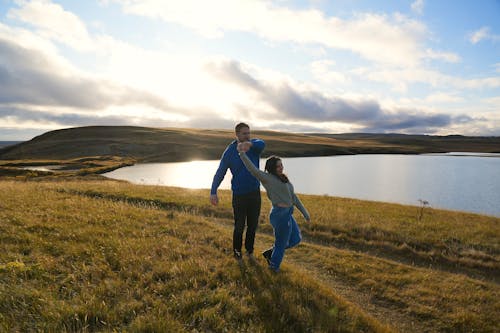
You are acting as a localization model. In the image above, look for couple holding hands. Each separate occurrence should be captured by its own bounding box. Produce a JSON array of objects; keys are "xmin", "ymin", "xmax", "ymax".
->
[{"xmin": 210, "ymin": 123, "xmax": 310, "ymax": 272}]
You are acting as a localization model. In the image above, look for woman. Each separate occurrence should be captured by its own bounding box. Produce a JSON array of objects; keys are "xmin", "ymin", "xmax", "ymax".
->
[{"xmin": 237, "ymin": 141, "xmax": 310, "ymax": 272}]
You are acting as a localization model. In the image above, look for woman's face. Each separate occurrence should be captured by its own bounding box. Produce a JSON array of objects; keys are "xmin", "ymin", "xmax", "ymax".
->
[{"xmin": 275, "ymin": 160, "xmax": 284, "ymax": 175}]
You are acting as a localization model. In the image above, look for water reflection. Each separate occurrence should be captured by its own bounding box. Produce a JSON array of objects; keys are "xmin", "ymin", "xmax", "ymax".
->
[
  {"xmin": 103, "ymin": 154, "xmax": 500, "ymax": 216},
  {"xmin": 106, "ymin": 161, "xmax": 232, "ymax": 189}
]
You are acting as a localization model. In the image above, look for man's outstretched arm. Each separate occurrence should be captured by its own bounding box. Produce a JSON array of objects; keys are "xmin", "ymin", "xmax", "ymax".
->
[
  {"xmin": 210, "ymin": 154, "xmax": 229, "ymax": 205},
  {"xmin": 250, "ymin": 139, "xmax": 265, "ymax": 155}
]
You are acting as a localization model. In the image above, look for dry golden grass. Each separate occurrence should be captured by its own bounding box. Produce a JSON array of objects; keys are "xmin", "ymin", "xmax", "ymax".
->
[
  {"xmin": 1, "ymin": 179, "xmax": 498, "ymax": 332},
  {"xmin": 301, "ymin": 194, "xmax": 500, "ymax": 273},
  {"xmin": 0, "ymin": 180, "xmax": 391, "ymax": 332},
  {"xmin": 51, "ymin": 181, "xmax": 500, "ymax": 276}
]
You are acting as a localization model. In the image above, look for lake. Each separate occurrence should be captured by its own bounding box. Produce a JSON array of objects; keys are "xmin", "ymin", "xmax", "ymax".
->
[{"xmin": 103, "ymin": 154, "xmax": 500, "ymax": 217}]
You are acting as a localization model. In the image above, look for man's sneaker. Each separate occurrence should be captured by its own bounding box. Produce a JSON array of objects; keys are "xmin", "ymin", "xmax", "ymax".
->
[
  {"xmin": 233, "ymin": 249, "xmax": 242, "ymax": 260},
  {"xmin": 262, "ymin": 248, "xmax": 272, "ymax": 265}
]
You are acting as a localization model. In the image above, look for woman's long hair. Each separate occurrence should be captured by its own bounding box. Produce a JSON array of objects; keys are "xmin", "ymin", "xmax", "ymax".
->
[{"xmin": 265, "ymin": 156, "xmax": 289, "ymax": 183}]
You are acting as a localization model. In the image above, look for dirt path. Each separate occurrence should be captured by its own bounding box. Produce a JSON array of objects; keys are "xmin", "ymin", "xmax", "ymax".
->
[
  {"xmin": 247, "ymin": 232, "xmax": 430, "ymax": 333},
  {"xmin": 285, "ymin": 255, "xmax": 433, "ymax": 333},
  {"xmin": 299, "ymin": 233, "xmax": 500, "ymax": 284},
  {"xmin": 206, "ymin": 218, "xmax": 430, "ymax": 332}
]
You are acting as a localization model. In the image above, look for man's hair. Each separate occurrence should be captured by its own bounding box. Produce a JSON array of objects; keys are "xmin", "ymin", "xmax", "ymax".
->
[{"xmin": 235, "ymin": 122, "xmax": 250, "ymax": 133}]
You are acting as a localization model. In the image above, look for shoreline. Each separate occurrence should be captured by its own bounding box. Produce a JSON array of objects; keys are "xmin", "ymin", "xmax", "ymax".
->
[
  {"xmin": 100, "ymin": 156, "xmax": 500, "ymax": 218},
  {"xmin": 2, "ymin": 152, "xmax": 499, "ymax": 217}
]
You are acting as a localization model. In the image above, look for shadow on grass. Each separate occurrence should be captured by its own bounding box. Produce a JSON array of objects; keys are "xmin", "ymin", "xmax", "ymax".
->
[
  {"xmin": 57, "ymin": 188, "xmax": 234, "ymax": 219},
  {"xmin": 237, "ymin": 258, "xmax": 339, "ymax": 332}
]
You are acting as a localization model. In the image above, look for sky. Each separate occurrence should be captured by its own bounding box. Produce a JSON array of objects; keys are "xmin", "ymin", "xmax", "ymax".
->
[{"xmin": 0, "ymin": 0, "xmax": 499, "ymax": 140}]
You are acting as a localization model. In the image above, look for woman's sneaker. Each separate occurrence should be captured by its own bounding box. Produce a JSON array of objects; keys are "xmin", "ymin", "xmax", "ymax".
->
[{"xmin": 262, "ymin": 248, "xmax": 272, "ymax": 265}]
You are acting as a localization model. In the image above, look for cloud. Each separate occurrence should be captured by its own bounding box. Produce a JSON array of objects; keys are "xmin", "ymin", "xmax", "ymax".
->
[
  {"xmin": 425, "ymin": 92, "xmax": 464, "ymax": 104},
  {"xmin": 310, "ymin": 60, "xmax": 350, "ymax": 84},
  {"xmin": 0, "ymin": 3, "xmax": 277, "ymax": 131},
  {"xmin": 424, "ymin": 49, "xmax": 460, "ymax": 63},
  {"xmin": 8, "ymin": 0, "xmax": 95, "ymax": 51},
  {"xmin": 0, "ymin": 104, "xmax": 264, "ymax": 139},
  {"xmin": 207, "ymin": 60, "xmax": 475, "ymax": 133},
  {"xmin": 0, "ymin": 106, "xmax": 133, "ymax": 127},
  {"xmin": 469, "ymin": 27, "xmax": 489, "ymax": 44},
  {"xmin": 482, "ymin": 96, "xmax": 500, "ymax": 107},
  {"xmin": 411, "ymin": 0, "xmax": 424, "ymax": 15},
  {"xmin": 6, "ymin": 1, "xmax": 263, "ymax": 116},
  {"xmin": 182, "ymin": 115, "xmax": 241, "ymax": 130},
  {"xmin": 0, "ymin": 35, "xmax": 179, "ymax": 112},
  {"xmin": 468, "ymin": 26, "xmax": 500, "ymax": 44},
  {"xmin": 358, "ymin": 67, "xmax": 500, "ymax": 91},
  {"xmin": 1, "ymin": 0, "xmax": 496, "ymax": 137},
  {"xmin": 0, "ymin": 127, "xmax": 47, "ymax": 141},
  {"xmin": 362, "ymin": 113, "xmax": 468, "ymax": 133},
  {"xmin": 483, "ymin": 96, "xmax": 500, "ymax": 104},
  {"xmin": 0, "ymin": 104, "xmax": 338, "ymax": 140},
  {"xmin": 108, "ymin": 0, "xmax": 457, "ymax": 67}
]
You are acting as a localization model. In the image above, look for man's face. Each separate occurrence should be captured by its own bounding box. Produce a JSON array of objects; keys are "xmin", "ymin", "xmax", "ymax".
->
[{"xmin": 236, "ymin": 127, "xmax": 251, "ymax": 142}]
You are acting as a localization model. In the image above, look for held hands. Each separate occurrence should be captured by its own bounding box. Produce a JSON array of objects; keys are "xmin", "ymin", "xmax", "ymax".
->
[{"xmin": 237, "ymin": 141, "xmax": 252, "ymax": 153}]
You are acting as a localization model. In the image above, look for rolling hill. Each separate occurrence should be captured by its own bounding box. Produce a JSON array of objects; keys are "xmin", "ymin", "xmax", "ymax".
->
[{"xmin": 1, "ymin": 126, "xmax": 499, "ymax": 163}]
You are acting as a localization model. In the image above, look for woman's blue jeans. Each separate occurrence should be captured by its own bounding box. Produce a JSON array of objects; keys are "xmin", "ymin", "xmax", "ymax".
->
[{"xmin": 269, "ymin": 206, "xmax": 302, "ymax": 271}]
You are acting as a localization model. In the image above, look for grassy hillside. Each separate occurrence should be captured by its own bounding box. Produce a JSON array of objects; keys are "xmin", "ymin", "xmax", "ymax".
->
[
  {"xmin": 1, "ymin": 126, "xmax": 499, "ymax": 164},
  {"xmin": 1, "ymin": 179, "xmax": 498, "ymax": 332},
  {"xmin": 311, "ymin": 133, "xmax": 500, "ymax": 154},
  {"xmin": 0, "ymin": 126, "xmax": 347, "ymax": 162}
]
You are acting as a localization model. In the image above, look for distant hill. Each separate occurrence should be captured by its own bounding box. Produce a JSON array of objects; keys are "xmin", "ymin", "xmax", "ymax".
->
[
  {"xmin": 0, "ymin": 126, "xmax": 499, "ymax": 162},
  {"xmin": 308, "ymin": 133, "xmax": 500, "ymax": 154}
]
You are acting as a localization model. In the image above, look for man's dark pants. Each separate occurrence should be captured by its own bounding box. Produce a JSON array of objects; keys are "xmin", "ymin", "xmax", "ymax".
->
[{"xmin": 232, "ymin": 190, "xmax": 261, "ymax": 254}]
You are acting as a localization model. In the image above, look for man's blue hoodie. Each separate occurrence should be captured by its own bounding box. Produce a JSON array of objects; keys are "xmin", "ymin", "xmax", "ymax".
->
[{"xmin": 211, "ymin": 138, "xmax": 265, "ymax": 196}]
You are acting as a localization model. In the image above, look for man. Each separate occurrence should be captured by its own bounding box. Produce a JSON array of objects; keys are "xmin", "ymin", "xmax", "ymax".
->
[{"xmin": 210, "ymin": 123, "xmax": 265, "ymax": 260}]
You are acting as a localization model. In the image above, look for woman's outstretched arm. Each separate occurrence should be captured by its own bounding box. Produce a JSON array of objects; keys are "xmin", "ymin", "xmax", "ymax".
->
[
  {"xmin": 293, "ymin": 193, "xmax": 310, "ymax": 222},
  {"xmin": 238, "ymin": 151, "xmax": 271, "ymax": 184}
]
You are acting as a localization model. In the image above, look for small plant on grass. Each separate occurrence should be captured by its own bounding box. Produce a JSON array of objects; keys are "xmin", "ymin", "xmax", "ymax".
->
[{"xmin": 417, "ymin": 199, "xmax": 430, "ymax": 222}]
